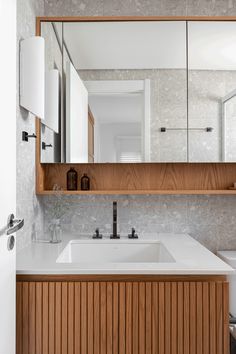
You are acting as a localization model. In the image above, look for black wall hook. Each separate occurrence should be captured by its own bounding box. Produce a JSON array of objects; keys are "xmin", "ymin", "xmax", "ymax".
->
[
  {"xmin": 22, "ymin": 131, "xmax": 37, "ymax": 142},
  {"xmin": 42, "ymin": 142, "xmax": 53, "ymax": 150}
]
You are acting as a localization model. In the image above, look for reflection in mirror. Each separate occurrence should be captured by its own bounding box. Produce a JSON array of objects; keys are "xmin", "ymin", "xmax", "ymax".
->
[
  {"xmin": 40, "ymin": 22, "xmax": 62, "ymax": 163},
  {"xmin": 188, "ymin": 22, "xmax": 236, "ymax": 162},
  {"xmin": 222, "ymin": 91, "xmax": 236, "ymax": 161},
  {"xmin": 41, "ymin": 21, "xmax": 187, "ymax": 163}
]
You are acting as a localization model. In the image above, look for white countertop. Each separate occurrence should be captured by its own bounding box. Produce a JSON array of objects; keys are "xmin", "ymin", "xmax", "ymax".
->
[{"xmin": 16, "ymin": 233, "xmax": 233, "ymax": 275}]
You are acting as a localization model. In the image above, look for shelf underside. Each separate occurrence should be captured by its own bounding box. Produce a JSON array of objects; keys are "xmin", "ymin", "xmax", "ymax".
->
[{"xmin": 38, "ymin": 189, "xmax": 236, "ymax": 195}]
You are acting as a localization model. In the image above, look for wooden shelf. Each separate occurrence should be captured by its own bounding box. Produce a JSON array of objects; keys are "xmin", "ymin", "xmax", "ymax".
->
[{"xmin": 36, "ymin": 158, "xmax": 236, "ymax": 195}]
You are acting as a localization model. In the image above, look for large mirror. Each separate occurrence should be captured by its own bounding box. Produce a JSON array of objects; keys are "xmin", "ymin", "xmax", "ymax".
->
[
  {"xmin": 40, "ymin": 21, "xmax": 187, "ymax": 163},
  {"xmin": 40, "ymin": 20, "xmax": 236, "ymax": 163}
]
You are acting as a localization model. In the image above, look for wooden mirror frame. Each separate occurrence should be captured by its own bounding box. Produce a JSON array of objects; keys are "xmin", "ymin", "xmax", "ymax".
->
[{"xmin": 36, "ymin": 16, "xmax": 236, "ymax": 195}]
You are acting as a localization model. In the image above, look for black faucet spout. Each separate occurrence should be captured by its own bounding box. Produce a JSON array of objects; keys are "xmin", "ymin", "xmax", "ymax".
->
[{"xmin": 110, "ymin": 201, "xmax": 120, "ymax": 239}]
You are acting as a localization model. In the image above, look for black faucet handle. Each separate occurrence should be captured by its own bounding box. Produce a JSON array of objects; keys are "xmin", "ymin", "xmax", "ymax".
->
[
  {"xmin": 128, "ymin": 227, "xmax": 138, "ymax": 239},
  {"xmin": 93, "ymin": 228, "xmax": 103, "ymax": 239}
]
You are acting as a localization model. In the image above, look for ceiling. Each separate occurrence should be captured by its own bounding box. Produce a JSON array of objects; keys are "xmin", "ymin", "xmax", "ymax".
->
[
  {"xmin": 63, "ymin": 21, "xmax": 236, "ymax": 71},
  {"xmin": 63, "ymin": 21, "xmax": 186, "ymax": 70}
]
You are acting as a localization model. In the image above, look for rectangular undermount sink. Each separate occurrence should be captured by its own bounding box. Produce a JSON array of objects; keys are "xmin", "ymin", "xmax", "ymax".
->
[{"xmin": 56, "ymin": 239, "xmax": 175, "ymax": 264}]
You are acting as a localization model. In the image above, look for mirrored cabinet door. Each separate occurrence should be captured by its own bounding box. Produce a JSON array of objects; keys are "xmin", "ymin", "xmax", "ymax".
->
[
  {"xmin": 188, "ymin": 21, "xmax": 236, "ymax": 162},
  {"xmin": 40, "ymin": 22, "xmax": 63, "ymax": 163},
  {"xmin": 40, "ymin": 20, "xmax": 188, "ymax": 163}
]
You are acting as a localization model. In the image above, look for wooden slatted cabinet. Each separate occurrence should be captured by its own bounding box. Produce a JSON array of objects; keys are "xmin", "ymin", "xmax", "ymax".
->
[{"xmin": 16, "ymin": 275, "xmax": 229, "ymax": 354}]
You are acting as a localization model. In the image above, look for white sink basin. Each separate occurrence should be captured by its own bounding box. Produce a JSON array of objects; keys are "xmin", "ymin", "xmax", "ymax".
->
[{"xmin": 56, "ymin": 239, "xmax": 175, "ymax": 264}]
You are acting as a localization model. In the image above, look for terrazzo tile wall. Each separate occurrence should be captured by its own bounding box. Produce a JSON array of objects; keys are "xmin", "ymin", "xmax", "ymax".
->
[
  {"xmin": 44, "ymin": 0, "xmax": 236, "ymax": 17},
  {"xmin": 41, "ymin": 194, "xmax": 236, "ymax": 253},
  {"xmin": 16, "ymin": 0, "xmax": 45, "ymax": 251},
  {"xmin": 16, "ymin": 0, "xmax": 236, "ymax": 252}
]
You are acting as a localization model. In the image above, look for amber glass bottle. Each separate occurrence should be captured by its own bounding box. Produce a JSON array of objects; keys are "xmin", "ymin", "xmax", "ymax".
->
[
  {"xmin": 81, "ymin": 174, "xmax": 90, "ymax": 190},
  {"xmin": 67, "ymin": 168, "xmax": 78, "ymax": 190}
]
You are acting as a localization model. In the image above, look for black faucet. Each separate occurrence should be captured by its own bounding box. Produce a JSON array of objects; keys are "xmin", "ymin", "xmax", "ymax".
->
[
  {"xmin": 93, "ymin": 228, "xmax": 102, "ymax": 239},
  {"xmin": 110, "ymin": 201, "xmax": 120, "ymax": 239},
  {"xmin": 128, "ymin": 227, "xmax": 138, "ymax": 239}
]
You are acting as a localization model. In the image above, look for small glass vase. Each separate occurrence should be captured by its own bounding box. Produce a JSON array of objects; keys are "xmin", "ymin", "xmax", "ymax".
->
[{"xmin": 49, "ymin": 218, "xmax": 62, "ymax": 243}]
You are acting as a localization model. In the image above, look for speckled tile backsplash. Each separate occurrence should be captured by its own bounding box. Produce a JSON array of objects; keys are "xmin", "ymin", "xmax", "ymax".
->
[
  {"xmin": 40, "ymin": 194, "xmax": 236, "ymax": 253},
  {"xmin": 16, "ymin": 0, "xmax": 236, "ymax": 252}
]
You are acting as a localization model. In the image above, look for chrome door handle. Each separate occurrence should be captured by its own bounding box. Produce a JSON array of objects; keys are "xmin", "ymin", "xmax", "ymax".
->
[
  {"xmin": 7, "ymin": 217, "xmax": 24, "ymax": 235},
  {"xmin": 0, "ymin": 214, "xmax": 24, "ymax": 237}
]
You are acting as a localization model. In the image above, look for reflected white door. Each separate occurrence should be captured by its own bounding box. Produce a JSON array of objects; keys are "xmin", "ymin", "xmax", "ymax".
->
[
  {"xmin": 0, "ymin": 1, "xmax": 17, "ymax": 354},
  {"xmin": 66, "ymin": 61, "xmax": 88, "ymax": 163}
]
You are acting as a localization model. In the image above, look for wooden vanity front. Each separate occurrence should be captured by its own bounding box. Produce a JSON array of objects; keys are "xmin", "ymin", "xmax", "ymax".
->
[{"xmin": 16, "ymin": 274, "xmax": 229, "ymax": 354}]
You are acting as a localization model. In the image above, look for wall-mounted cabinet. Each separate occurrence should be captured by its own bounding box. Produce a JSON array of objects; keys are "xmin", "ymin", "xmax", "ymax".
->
[{"xmin": 36, "ymin": 17, "xmax": 236, "ymax": 195}]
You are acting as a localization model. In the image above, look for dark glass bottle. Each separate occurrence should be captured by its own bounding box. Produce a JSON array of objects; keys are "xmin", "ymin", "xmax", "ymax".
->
[
  {"xmin": 81, "ymin": 174, "xmax": 90, "ymax": 191},
  {"xmin": 67, "ymin": 168, "xmax": 78, "ymax": 190}
]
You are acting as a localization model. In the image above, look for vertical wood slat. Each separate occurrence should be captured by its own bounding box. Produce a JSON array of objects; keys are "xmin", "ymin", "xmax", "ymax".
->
[
  {"xmin": 139, "ymin": 282, "xmax": 146, "ymax": 354},
  {"xmin": 196, "ymin": 282, "xmax": 203, "ymax": 354},
  {"xmin": 159, "ymin": 282, "xmax": 165, "ymax": 354},
  {"xmin": 165, "ymin": 282, "xmax": 171, "ymax": 354},
  {"xmin": 16, "ymin": 282, "xmax": 23, "ymax": 354},
  {"xmin": 146, "ymin": 282, "xmax": 152, "ymax": 354},
  {"xmin": 203, "ymin": 283, "xmax": 209, "ymax": 354},
  {"xmin": 209, "ymin": 282, "xmax": 216, "ymax": 354},
  {"xmin": 119, "ymin": 282, "xmax": 126, "ymax": 354},
  {"xmin": 132, "ymin": 282, "xmax": 139, "ymax": 354},
  {"xmin": 61, "ymin": 283, "xmax": 68, "ymax": 354},
  {"xmin": 81, "ymin": 282, "xmax": 87, "ymax": 354},
  {"xmin": 68, "ymin": 283, "xmax": 74, "ymax": 354},
  {"xmin": 216, "ymin": 282, "xmax": 223, "ymax": 354},
  {"xmin": 171, "ymin": 282, "xmax": 177, "ymax": 354},
  {"xmin": 126, "ymin": 283, "xmax": 132, "ymax": 354},
  {"xmin": 74, "ymin": 282, "xmax": 81, "ymax": 354},
  {"xmin": 55, "ymin": 282, "xmax": 61, "ymax": 354},
  {"xmin": 152, "ymin": 282, "xmax": 158, "ymax": 354},
  {"xmin": 29, "ymin": 283, "xmax": 36, "ymax": 354},
  {"xmin": 113, "ymin": 283, "xmax": 119, "ymax": 354},
  {"xmin": 100, "ymin": 282, "xmax": 107, "ymax": 354},
  {"xmin": 48, "ymin": 283, "xmax": 55, "ymax": 354},
  {"xmin": 183, "ymin": 282, "xmax": 190, "ymax": 354},
  {"xmin": 223, "ymin": 282, "xmax": 229, "ymax": 354},
  {"xmin": 94, "ymin": 282, "xmax": 100, "ymax": 354},
  {"xmin": 87, "ymin": 282, "xmax": 94, "ymax": 354},
  {"xmin": 107, "ymin": 282, "xmax": 113, "ymax": 354},
  {"xmin": 177, "ymin": 282, "xmax": 183, "ymax": 354},
  {"xmin": 22, "ymin": 282, "xmax": 29, "ymax": 354},
  {"xmin": 16, "ymin": 279, "xmax": 230, "ymax": 354},
  {"xmin": 35, "ymin": 283, "xmax": 42, "ymax": 354},
  {"xmin": 42, "ymin": 283, "xmax": 49, "ymax": 354},
  {"xmin": 189, "ymin": 283, "xmax": 196, "ymax": 354}
]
